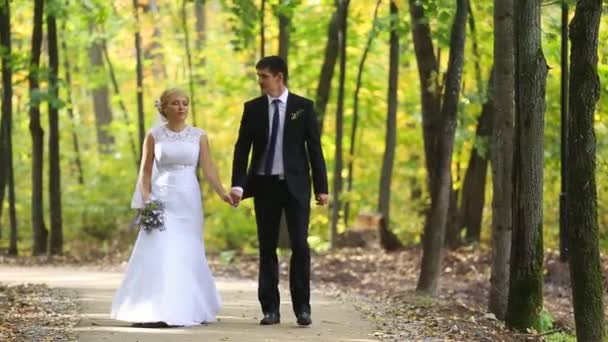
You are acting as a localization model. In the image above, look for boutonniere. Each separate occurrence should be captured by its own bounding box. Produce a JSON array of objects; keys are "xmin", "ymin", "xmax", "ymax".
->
[{"xmin": 290, "ymin": 109, "xmax": 304, "ymax": 120}]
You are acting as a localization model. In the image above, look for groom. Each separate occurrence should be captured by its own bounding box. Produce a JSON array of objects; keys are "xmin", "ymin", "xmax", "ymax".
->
[{"xmin": 230, "ymin": 56, "xmax": 329, "ymax": 326}]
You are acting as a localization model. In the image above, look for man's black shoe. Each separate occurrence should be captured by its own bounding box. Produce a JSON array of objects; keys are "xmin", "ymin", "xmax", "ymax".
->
[
  {"xmin": 260, "ymin": 312, "xmax": 280, "ymax": 325},
  {"xmin": 296, "ymin": 312, "xmax": 312, "ymax": 326}
]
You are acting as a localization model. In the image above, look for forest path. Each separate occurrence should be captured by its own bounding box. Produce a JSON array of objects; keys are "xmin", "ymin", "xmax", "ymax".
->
[{"xmin": 0, "ymin": 265, "xmax": 378, "ymax": 342}]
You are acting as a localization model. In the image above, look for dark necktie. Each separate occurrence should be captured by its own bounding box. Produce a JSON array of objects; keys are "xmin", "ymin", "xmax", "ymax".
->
[{"xmin": 264, "ymin": 99, "xmax": 280, "ymax": 175}]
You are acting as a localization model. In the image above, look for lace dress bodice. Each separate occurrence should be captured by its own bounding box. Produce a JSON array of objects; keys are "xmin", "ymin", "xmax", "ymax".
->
[{"xmin": 151, "ymin": 125, "xmax": 205, "ymax": 172}]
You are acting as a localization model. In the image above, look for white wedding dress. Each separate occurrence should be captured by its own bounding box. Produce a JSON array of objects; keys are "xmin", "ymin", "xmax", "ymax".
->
[{"xmin": 111, "ymin": 125, "xmax": 221, "ymax": 326}]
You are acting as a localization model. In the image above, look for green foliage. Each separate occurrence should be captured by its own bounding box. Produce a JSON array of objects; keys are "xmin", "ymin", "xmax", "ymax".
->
[
  {"xmin": 1, "ymin": 0, "xmax": 608, "ymax": 257},
  {"xmin": 220, "ymin": 0, "xmax": 259, "ymax": 52},
  {"xmin": 535, "ymin": 309, "xmax": 555, "ymax": 332}
]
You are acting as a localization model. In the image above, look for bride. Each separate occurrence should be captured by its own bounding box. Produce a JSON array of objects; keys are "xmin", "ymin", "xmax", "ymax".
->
[{"xmin": 111, "ymin": 88, "xmax": 232, "ymax": 327}]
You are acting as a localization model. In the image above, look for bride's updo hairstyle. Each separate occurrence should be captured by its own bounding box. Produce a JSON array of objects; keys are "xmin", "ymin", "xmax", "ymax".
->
[{"xmin": 155, "ymin": 88, "xmax": 189, "ymax": 118}]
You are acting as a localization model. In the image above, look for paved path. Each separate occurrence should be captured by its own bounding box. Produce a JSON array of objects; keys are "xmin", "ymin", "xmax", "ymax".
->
[{"xmin": 0, "ymin": 266, "xmax": 378, "ymax": 342}]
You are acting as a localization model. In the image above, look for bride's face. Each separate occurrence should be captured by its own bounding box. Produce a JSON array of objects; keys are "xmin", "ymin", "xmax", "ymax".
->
[{"xmin": 164, "ymin": 95, "xmax": 189, "ymax": 123}]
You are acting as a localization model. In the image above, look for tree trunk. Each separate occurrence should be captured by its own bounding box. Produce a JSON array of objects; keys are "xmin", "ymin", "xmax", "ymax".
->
[
  {"xmin": 195, "ymin": 0, "xmax": 207, "ymax": 87},
  {"xmin": 408, "ymin": 0, "xmax": 440, "ymax": 198},
  {"xmin": 559, "ymin": 0, "xmax": 569, "ymax": 262},
  {"xmin": 344, "ymin": 0, "xmax": 382, "ymax": 226},
  {"xmin": 260, "ymin": 0, "xmax": 266, "ymax": 59},
  {"xmin": 330, "ymin": 0, "xmax": 349, "ymax": 249},
  {"xmin": 88, "ymin": 31, "xmax": 114, "ymax": 153},
  {"xmin": 99, "ymin": 34, "xmax": 138, "ymax": 166},
  {"xmin": 567, "ymin": 0, "xmax": 605, "ymax": 339},
  {"xmin": 133, "ymin": 0, "xmax": 145, "ymax": 154},
  {"xmin": 0, "ymin": 0, "xmax": 17, "ymax": 255},
  {"xmin": 47, "ymin": 6, "xmax": 63, "ymax": 255},
  {"xmin": 417, "ymin": 0, "xmax": 468, "ymax": 295},
  {"xmin": 488, "ymin": 0, "xmax": 514, "ymax": 321},
  {"xmin": 181, "ymin": 0, "xmax": 197, "ymax": 127},
  {"xmin": 277, "ymin": 0, "xmax": 290, "ymax": 78},
  {"xmin": 506, "ymin": 0, "xmax": 547, "ymax": 329},
  {"xmin": 146, "ymin": 0, "xmax": 167, "ymax": 79},
  {"xmin": 378, "ymin": 0, "xmax": 403, "ymax": 252},
  {"xmin": 461, "ymin": 70, "xmax": 495, "ymax": 243},
  {"xmin": 30, "ymin": 0, "xmax": 47, "ymax": 255},
  {"xmin": 314, "ymin": 1, "xmax": 339, "ymax": 132},
  {"xmin": 61, "ymin": 20, "xmax": 84, "ymax": 185}
]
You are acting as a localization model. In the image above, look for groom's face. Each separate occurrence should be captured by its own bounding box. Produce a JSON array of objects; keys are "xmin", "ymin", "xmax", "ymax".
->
[{"xmin": 257, "ymin": 68, "xmax": 283, "ymax": 95}]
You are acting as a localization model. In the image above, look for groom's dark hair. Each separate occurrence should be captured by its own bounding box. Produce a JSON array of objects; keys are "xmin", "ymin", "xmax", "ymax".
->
[{"xmin": 256, "ymin": 56, "xmax": 288, "ymax": 84}]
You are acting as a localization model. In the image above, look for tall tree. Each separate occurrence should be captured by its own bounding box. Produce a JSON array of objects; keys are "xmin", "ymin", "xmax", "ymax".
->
[
  {"xmin": 417, "ymin": 0, "xmax": 468, "ymax": 295},
  {"xmin": 133, "ymin": 0, "xmax": 145, "ymax": 152},
  {"xmin": 566, "ymin": 0, "xmax": 605, "ymax": 339},
  {"xmin": 99, "ymin": 33, "xmax": 138, "ymax": 166},
  {"xmin": 458, "ymin": 4, "xmax": 493, "ymax": 244},
  {"xmin": 459, "ymin": 70, "xmax": 494, "ymax": 243},
  {"xmin": 145, "ymin": 0, "xmax": 167, "ymax": 79},
  {"xmin": 378, "ymin": 0, "xmax": 403, "ymax": 252},
  {"xmin": 489, "ymin": 0, "xmax": 514, "ymax": 320},
  {"xmin": 0, "ymin": 0, "xmax": 17, "ymax": 255},
  {"xmin": 330, "ymin": 0, "xmax": 349, "ymax": 249},
  {"xmin": 47, "ymin": 0, "xmax": 63, "ymax": 255},
  {"xmin": 30, "ymin": 0, "xmax": 47, "ymax": 255},
  {"xmin": 182, "ymin": 0, "xmax": 197, "ymax": 126},
  {"xmin": 344, "ymin": 0, "xmax": 382, "ymax": 225},
  {"xmin": 277, "ymin": 0, "xmax": 291, "ymax": 79},
  {"xmin": 506, "ymin": 0, "xmax": 547, "ymax": 329},
  {"xmin": 559, "ymin": 0, "xmax": 569, "ymax": 262},
  {"xmin": 61, "ymin": 18, "xmax": 84, "ymax": 185},
  {"xmin": 315, "ymin": 1, "xmax": 340, "ymax": 131},
  {"xmin": 195, "ymin": 0, "xmax": 207, "ymax": 86},
  {"xmin": 260, "ymin": 0, "xmax": 266, "ymax": 59},
  {"xmin": 88, "ymin": 27, "xmax": 115, "ymax": 152}
]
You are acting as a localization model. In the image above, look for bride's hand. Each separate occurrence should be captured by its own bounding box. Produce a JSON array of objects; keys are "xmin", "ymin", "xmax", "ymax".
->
[{"xmin": 221, "ymin": 192, "xmax": 234, "ymax": 206}]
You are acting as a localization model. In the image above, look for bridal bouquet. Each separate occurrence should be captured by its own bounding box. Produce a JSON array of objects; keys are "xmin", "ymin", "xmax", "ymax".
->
[{"xmin": 134, "ymin": 199, "xmax": 166, "ymax": 232}]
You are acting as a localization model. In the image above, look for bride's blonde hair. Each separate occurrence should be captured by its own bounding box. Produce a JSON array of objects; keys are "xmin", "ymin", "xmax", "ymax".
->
[{"xmin": 156, "ymin": 88, "xmax": 189, "ymax": 118}]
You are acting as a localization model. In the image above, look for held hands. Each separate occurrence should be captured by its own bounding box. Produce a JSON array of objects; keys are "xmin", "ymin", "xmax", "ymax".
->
[
  {"xmin": 315, "ymin": 193, "xmax": 329, "ymax": 206},
  {"xmin": 228, "ymin": 189, "xmax": 243, "ymax": 207},
  {"xmin": 221, "ymin": 192, "xmax": 234, "ymax": 206}
]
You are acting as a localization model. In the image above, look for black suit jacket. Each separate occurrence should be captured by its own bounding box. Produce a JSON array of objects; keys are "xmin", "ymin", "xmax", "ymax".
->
[{"xmin": 231, "ymin": 92, "xmax": 328, "ymax": 206}]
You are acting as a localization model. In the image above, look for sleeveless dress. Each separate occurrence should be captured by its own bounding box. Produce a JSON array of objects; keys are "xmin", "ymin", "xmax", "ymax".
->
[{"xmin": 111, "ymin": 125, "xmax": 221, "ymax": 326}]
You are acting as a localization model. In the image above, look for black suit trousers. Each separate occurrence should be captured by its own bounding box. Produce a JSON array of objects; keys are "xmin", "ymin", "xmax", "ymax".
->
[{"xmin": 253, "ymin": 175, "xmax": 311, "ymax": 316}]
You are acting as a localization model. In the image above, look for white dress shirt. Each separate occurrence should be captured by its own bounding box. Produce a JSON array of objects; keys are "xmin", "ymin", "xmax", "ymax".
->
[
  {"xmin": 258, "ymin": 88, "xmax": 288, "ymax": 175},
  {"xmin": 232, "ymin": 88, "xmax": 289, "ymax": 197}
]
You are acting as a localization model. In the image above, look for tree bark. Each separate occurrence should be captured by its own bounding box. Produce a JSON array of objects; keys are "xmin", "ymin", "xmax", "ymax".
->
[
  {"xmin": 277, "ymin": 0, "xmax": 290, "ymax": 78},
  {"xmin": 488, "ymin": 0, "xmax": 514, "ymax": 321},
  {"xmin": 0, "ymin": 0, "xmax": 17, "ymax": 255},
  {"xmin": 461, "ymin": 70, "xmax": 495, "ymax": 243},
  {"xmin": 566, "ymin": 0, "xmax": 605, "ymax": 339},
  {"xmin": 506, "ymin": 0, "xmax": 547, "ymax": 329},
  {"xmin": 417, "ymin": 0, "xmax": 468, "ymax": 295},
  {"xmin": 344, "ymin": 0, "xmax": 382, "ymax": 225},
  {"xmin": 181, "ymin": 0, "xmax": 197, "ymax": 126},
  {"xmin": 408, "ymin": 0, "xmax": 440, "ymax": 198},
  {"xmin": 195, "ymin": 0, "xmax": 207, "ymax": 87},
  {"xmin": 61, "ymin": 19, "xmax": 84, "ymax": 185},
  {"xmin": 378, "ymin": 0, "xmax": 403, "ymax": 252},
  {"xmin": 314, "ymin": 1, "xmax": 339, "ymax": 132},
  {"xmin": 330, "ymin": 0, "xmax": 349, "ymax": 249},
  {"xmin": 145, "ymin": 0, "xmax": 167, "ymax": 79},
  {"xmin": 47, "ymin": 4, "xmax": 63, "ymax": 255},
  {"xmin": 559, "ymin": 0, "xmax": 569, "ymax": 262},
  {"xmin": 29, "ymin": 0, "xmax": 47, "ymax": 255},
  {"xmin": 133, "ymin": 0, "xmax": 145, "ymax": 155},
  {"xmin": 260, "ymin": 0, "xmax": 266, "ymax": 59},
  {"xmin": 88, "ymin": 30, "xmax": 114, "ymax": 153},
  {"xmin": 99, "ymin": 34, "xmax": 138, "ymax": 166}
]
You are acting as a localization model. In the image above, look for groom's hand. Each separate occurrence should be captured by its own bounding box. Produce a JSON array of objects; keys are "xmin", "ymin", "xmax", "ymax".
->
[{"xmin": 315, "ymin": 193, "xmax": 329, "ymax": 206}]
